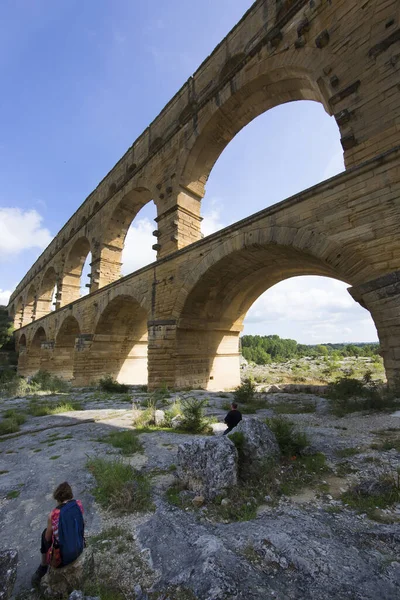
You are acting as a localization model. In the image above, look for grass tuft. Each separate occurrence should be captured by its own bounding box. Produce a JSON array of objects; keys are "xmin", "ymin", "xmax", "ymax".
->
[
  {"xmin": 265, "ymin": 416, "xmax": 309, "ymax": 457},
  {"xmin": 98, "ymin": 375, "xmax": 129, "ymax": 394},
  {"xmin": 99, "ymin": 430, "xmax": 143, "ymax": 455},
  {"xmin": 86, "ymin": 457, "xmax": 154, "ymax": 513}
]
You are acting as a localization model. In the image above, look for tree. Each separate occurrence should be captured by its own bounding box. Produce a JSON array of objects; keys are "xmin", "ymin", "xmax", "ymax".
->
[{"xmin": 0, "ymin": 307, "xmax": 13, "ymax": 349}]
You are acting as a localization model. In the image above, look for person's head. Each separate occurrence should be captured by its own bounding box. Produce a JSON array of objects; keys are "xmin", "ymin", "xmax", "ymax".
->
[
  {"xmin": 231, "ymin": 402, "xmax": 238, "ymax": 410},
  {"xmin": 53, "ymin": 482, "xmax": 73, "ymax": 503}
]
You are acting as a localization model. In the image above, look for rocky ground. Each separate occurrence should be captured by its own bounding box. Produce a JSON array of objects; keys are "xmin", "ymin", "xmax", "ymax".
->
[{"xmin": 0, "ymin": 375, "xmax": 399, "ymax": 599}]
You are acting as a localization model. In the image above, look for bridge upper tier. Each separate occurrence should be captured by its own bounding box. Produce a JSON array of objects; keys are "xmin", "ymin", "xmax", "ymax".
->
[{"xmin": 8, "ymin": 0, "xmax": 400, "ymax": 330}]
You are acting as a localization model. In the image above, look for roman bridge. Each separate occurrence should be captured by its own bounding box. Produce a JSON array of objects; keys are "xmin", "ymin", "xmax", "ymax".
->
[{"xmin": 8, "ymin": 0, "xmax": 400, "ymax": 390}]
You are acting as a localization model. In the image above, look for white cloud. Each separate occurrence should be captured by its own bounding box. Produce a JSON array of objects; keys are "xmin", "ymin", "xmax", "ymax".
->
[
  {"xmin": 0, "ymin": 208, "xmax": 52, "ymax": 261},
  {"xmin": 244, "ymin": 277, "xmax": 378, "ymax": 344},
  {"xmin": 121, "ymin": 218, "xmax": 156, "ymax": 275},
  {"xmin": 202, "ymin": 198, "xmax": 228, "ymax": 237},
  {"xmin": 0, "ymin": 289, "xmax": 11, "ymax": 306}
]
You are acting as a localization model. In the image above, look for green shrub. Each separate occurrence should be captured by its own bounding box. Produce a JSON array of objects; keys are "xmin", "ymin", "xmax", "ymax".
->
[
  {"xmin": 266, "ymin": 416, "xmax": 309, "ymax": 457},
  {"xmin": 0, "ymin": 418, "xmax": 20, "ymax": 435},
  {"xmin": 328, "ymin": 377, "xmax": 396, "ymax": 415},
  {"xmin": 2, "ymin": 409, "xmax": 26, "ymax": 425},
  {"xmin": 27, "ymin": 400, "xmax": 82, "ymax": 417},
  {"xmin": 86, "ymin": 457, "xmax": 153, "ymax": 513},
  {"xmin": 100, "ymin": 430, "xmax": 143, "ymax": 455},
  {"xmin": 30, "ymin": 370, "xmax": 70, "ymax": 393},
  {"xmin": 341, "ymin": 473, "xmax": 400, "ymax": 517},
  {"xmin": 98, "ymin": 375, "xmax": 129, "ymax": 394},
  {"xmin": 179, "ymin": 397, "xmax": 210, "ymax": 433},
  {"xmin": 234, "ymin": 378, "xmax": 256, "ymax": 404}
]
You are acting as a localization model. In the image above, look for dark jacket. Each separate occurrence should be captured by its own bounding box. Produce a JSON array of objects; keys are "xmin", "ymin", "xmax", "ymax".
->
[{"xmin": 224, "ymin": 409, "xmax": 242, "ymax": 429}]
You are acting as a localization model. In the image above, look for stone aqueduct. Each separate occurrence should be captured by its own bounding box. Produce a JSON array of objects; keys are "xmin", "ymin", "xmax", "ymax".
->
[{"xmin": 7, "ymin": 0, "xmax": 400, "ymax": 390}]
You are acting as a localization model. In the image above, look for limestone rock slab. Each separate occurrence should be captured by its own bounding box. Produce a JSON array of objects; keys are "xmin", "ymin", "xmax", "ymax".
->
[{"xmin": 177, "ymin": 437, "xmax": 237, "ymax": 500}]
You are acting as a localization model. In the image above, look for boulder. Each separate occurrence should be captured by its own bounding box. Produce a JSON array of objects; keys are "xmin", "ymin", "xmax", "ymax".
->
[
  {"xmin": 177, "ymin": 437, "xmax": 237, "ymax": 500},
  {"xmin": 171, "ymin": 415, "xmax": 183, "ymax": 429},
  {"xmin": 40, "ymin": 548, "xmax": 95, "ymax": 599},
  {"xmin": 231, "ymin": 418, "xmax": 280, "ymax": 467},
  {"xmin": 0, "ymin": 549, "xmax": 18, "ymax": 600},
  {"xmin": 154, "ymin": 409, "xmax": 165, "ymax": 426}
]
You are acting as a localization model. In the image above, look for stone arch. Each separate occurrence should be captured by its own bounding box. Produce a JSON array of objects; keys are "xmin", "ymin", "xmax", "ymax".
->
[
  {"xmin": 14, "ymin": 296, "xmax": 24, "ymax": 329},
  {"xmin": 54, "ymin": 316, "xmax": 81, "ymax": 380},
  {"xmin": 99, "ymin": 186, "xmax": 154, "ymax": 285},
  {"xmin": 180, "ymin": 59, "xmax": 341, "ymax": 197},
  {"xmin": 22, "ymin": 285, "xmax": 37, "ymax": 326},
  {"xmin": 37, "ymin": 267, "xmax": 58, "ymax": 318},
  {"xmin": 26, "ymin": 326, "xmax": 47, "ymax": 375},
  {"xmin": 84, "ymin": 295, "xmax": 148, "ymax": 385},
  {"xmin": 18, "ymin": 333, "xmax": 27, "ymax": 351},
  {"xmin": 61, "ymin": 237, "xmax": 92, "ymax": 306},
  {"xmin": 173, "ymin": 228, "xmax": 370, "ymax": 390}
]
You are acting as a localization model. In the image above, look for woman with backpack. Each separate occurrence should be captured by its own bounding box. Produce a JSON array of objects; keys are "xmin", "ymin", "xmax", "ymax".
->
[{"xmin": 32, "ymin": 481, "xmax": 85, "ymax": 587}]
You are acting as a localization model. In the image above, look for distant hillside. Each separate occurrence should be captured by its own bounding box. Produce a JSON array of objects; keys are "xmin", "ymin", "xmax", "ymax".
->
[{"xmin": 240, "ymin": 334, "xmax": 380, "ymax": 365}]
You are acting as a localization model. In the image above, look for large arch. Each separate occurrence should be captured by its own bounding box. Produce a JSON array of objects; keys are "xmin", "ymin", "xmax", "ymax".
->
[
  {"xmin": 85, "ymin": 295, "xmax": 148, "ymax": 385},
  {"xmin": 22, "ymin": 285, "xmax": 37, "ymax": 326},
  {"xmin": 180, "ymin": 63, "xmax": 339, "ymax": 198},
  {"xmin": 25, "ymin": 326, "xmax": 47, "ymax": 376},
  {"xmin": 98, "ymin": 187, "xmax": 154, "ymax": 287},
  {"xmin": 53, "ymin": 316, "xmax": 81, "ymax": 380},
  {"xmin": 61, "ymin": 237, "xmax": 92, "ymax": 306},
  {"xmin": 174, "ymin": 236, "xmax": 368, "ymax": 390},
  {"xmin": 37, "ymin": 266, "xmax": 58, "ymax": 318}
]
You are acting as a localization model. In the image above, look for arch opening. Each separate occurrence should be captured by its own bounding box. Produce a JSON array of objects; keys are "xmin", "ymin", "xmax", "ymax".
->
[
  {"xmin": 61, "ymin": 238, "xmax": 91, "ymax": 306},
  {"xmin": 22, "ymin": 285, "xmax": 37, "ymax": 326},
  {"xmin": 27, "ymin": 327, "xmax": 47, "ymax": 375},
  {"xmin": 80, "ymin": 252, "xmax": 92, "ymax": 297},
  {"xmin": 14, "ymin": 296, "xmax": 24, "ymax": 329},
  {"xmin": 54, "ymin": 316, "xmax": 80, "ymax": 380},
  {"xmin": 100, "ymin": 188, "xmax": 155, "ymax": 285},
  {"xmin": 37, "ymin": 267, "xmax": 59, "ymax": 318},
  {"xmin": 88, "ymin": 296, "xmax": 148, "ymax": 385},
  {"xmin": 201, "ymin": 101, "xmax": 344, "ymax": 237},
  {"xmin": 175, "ymin": 242, "xmax": 375, "ymax": 391}
]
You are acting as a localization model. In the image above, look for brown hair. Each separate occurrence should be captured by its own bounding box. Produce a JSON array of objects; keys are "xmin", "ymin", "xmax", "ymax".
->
[
  {"xmin": 53, "ymin": 482, "xmax": 73, "ymax": 503},
  {"xmin": 231, "ymin": 402, "xmax": 238, "ymax": 409}
]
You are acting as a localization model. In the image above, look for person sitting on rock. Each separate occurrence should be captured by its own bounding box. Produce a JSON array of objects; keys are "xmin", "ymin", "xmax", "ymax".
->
[
  {"xmin": 223, "ymin": 402, "xmax": 242, "ymax": 435},
  {"xmin": 32, "ymin": 481, "xmax": 85, "ymax": 586}
]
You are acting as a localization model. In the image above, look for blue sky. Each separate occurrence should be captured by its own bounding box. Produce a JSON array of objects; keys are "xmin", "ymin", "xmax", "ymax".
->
[{"xmin": 0, "ymin": 0, "xmax": 378, "ymax": 343}]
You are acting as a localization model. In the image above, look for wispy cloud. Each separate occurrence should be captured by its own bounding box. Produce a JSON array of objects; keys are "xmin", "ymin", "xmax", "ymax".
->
[{"xmin": 0, "ymin": 208, "xmax": 52, "ymax": 261}]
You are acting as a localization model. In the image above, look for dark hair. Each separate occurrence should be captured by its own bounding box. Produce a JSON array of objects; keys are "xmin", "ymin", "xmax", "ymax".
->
[
  {"xmin": 53, "ymin": 482, "xmax": 73, "ymax": 503},
  {"xmin": 231, "ymin": 402, "xmax": 238, "ymax": 409}
]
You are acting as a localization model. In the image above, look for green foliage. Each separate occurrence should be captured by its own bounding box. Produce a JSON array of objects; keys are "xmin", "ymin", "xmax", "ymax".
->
[
  {"xmin": 83, "ymin": 580, "xmax": 125, "ymax": 600},
  {"xmin": 99, "ymin": 430, "xmax": 143, "ymax": 455},
  {"xmin": 0, "ymin": 418, "xmax": 21, "ymax": 435},
  {"xmin": 233, "ymin": 378, "xmax": 256, "ymax": 404},
  {"xmin": 266, "ymin": 416, "xmax": 309, "ymax": 457},
  {"xmin": 0, "ymin": 307, "xmax": 13, "ymax": 349},
  {"xmin": 98, "ymin": 375, "xmax": 129, "ymax": 393},
  {"xmin": 336, "ymin": 447, "xmax": 361, "ymax": 458},
  {"xmin": 241, "ymin": 334, "xmax": 381, "ymax": 365},
  {"xmin": 180, "ymin": 397, "xmax": 210, "ymax": 433},
  {"xmin": 0, "ymin": 369, "xmax": 69, "ymax": 398},
  {"xmin": 6, "ymin": 490, "xmax": 20, "ymax": 499},
  {"xmin": 2, "ymin": 410, "xmax": 26, "ymax": 425},
  {"xmin": 228, "ymin": 431, "xmax": 245, "ymax": 456},
  {"xmin": 328, "ymin": 377, "xmax": 397, "ymax": 415},
  {"xmin": 341, "ymin": 473, "xmax": 400, "ymax": 518},
  {"xmin": 27, "ymin": 400, "xmax": 82, "ymax": 416},
  {"xmin": 87, "ymin": 456, "xmax": 153, "ymax": 513}
]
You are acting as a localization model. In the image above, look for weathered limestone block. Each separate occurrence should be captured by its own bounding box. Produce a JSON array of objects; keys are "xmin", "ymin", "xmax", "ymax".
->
[
  {"xmin": 177, "ymin": 437, "xmax": 238, "ymax": 500},
  {"xmin": 232, "ymin": 418, "xmax": 280, "ymax": 467},
  {"xmin": 0, "ymin": 549, "xmax": 18, "ymax": 600},
  {"xmin": 40, "ymin": 548, "xmax": 95, "ymax": 600}
]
